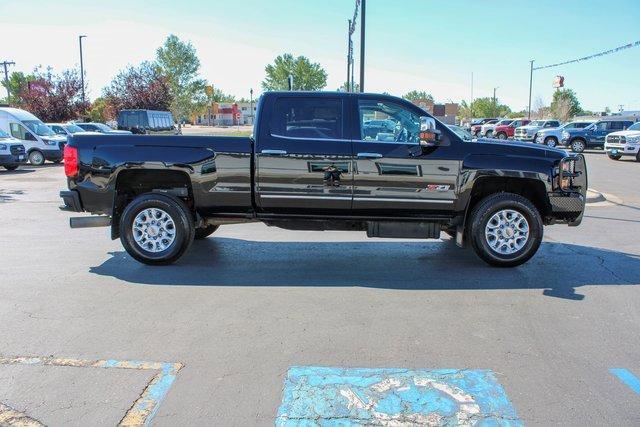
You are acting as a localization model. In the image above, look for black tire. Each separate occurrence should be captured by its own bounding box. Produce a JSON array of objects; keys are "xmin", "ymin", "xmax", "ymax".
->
[
  {"xmin": 636, "ymin": 152, "xmax": 640, "ymax": 162},
  {"xmin": 545, "ymin": 137, "xmax": 558, "ymax": 147},
  {"xmin": 194, "ymin": 224, "xmax": 219, "ymax": 239},
  {"xmin": 3, "ymin": 165, "xmax": 19, "ymax": 171},
  {"xmin": 607, "ymin": 154, "xmax": 622, "ymax": 161},
  {"xmin": 119, "ymin": 193, "xmax": 194, "ymax": 265},
  {"xmin": 485, "ymin": 130, "xmax": 493, "ymax": 138},
  {"xmin": 28, "ymin": 150, "xmax": 45, "ymax": 166},
  {"xmin": 496, "ymin": 132, "xmax": 507, "ymax": 140},
  {"xmin": 570, "ymin": 139, "xmax": 586, "ymax": 153},
  {"xmin": 468, "ymin": 192, "xmax": 543, "ymax": 267}
]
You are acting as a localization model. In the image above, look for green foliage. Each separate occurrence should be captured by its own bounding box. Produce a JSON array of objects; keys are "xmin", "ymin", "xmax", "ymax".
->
[
  {"xmin": 338, "ymin": 81, "xmax": 360, "ymax": 92},
  {"xmin": 460, "ymin": 97, "xmax": 511, "ymax": 118},
  {"xmin": 211, "ymin": 87, "xmax": 235, "ymax": 103},
  {"xmin": 88, "ymin": 97, "xmax": 111, "ymax": 122},
  {"xmin": 156, "ymin": 34, "xmax": 207, "ymax": 125},
  {"xmin": 507, "ymin": 110, "xmax": 528, "ymax": 119},
  {"xmin": 403, "ymin": 90, "xmax": 434, "ymax": 103},
  {"xmin": 550, "ymin": 88, "xmax": 582, "ymax": 120},
  {"xmin": 1, "ymin": 71, "xmax": 34, "ymax": 105},
  {"xmin": 262, "ymin": 54, "xmax": 327, "ymax": 91}
]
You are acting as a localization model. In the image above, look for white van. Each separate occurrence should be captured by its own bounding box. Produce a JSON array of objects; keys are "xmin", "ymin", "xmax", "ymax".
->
[
  {"xmin": 0, "ymin": 107, "xmax": 66, "ymax": 165},
  {"xmin": 0, "ymin": 128, "xmax": 27, "ymax": 170}
]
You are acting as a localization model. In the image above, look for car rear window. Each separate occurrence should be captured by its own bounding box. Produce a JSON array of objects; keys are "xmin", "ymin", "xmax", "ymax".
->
[{"xmin": 269, "ymin": 98, "xmax": 343, "ymax": 140}]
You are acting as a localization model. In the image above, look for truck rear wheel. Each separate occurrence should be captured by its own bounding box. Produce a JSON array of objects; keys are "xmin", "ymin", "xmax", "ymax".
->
[
  {"xmin": 468, "ymin": 193, "xmax": 543, "ymax": 267},
  {"xmin": 119, "ymin": 193, "xmax": 194, "ymax": 265},
  {"xmin": 194, "ymin": 224, "xmax": 219, "ymax": 239}
]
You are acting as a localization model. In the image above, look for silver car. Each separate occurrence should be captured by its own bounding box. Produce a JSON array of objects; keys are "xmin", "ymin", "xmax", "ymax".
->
[{"xmin": 534, "ymin": 121, "xmax": 595, "ymax": 147}]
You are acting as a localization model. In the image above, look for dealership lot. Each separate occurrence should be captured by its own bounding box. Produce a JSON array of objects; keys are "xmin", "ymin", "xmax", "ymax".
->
[{"xmin": 0, "ymin": 151, "xmax": 639, "ymax": 425}]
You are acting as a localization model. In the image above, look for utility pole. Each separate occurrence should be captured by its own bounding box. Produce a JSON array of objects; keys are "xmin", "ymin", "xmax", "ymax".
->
[
  {"xmin": 359, "ymin": 0, "xmax": 366, "ymax": 92},
  {"xmin": 493, "ymin": 86, "xmax": 499, "ymax": 103},
  {"xmin": 1, "ymin": 61, "xmax": 15, "ymax": 100},
  {"xmin": 250, "ymin": 88, "xmax": 254, "ymax": 124},
  {"xmin": 528, "ymin": 60, "xmax": 534, "ymax": 119},
  {"xmin": 470, "ymin": 72, "xmax": 474, "ymax": 116},
  {"xmin": 79, "ymin": 35, "xmax": 87, "ymax": 104},
  {"xmin": 347, "ymin": 19, "xmax": 352, "ymax": 92}
]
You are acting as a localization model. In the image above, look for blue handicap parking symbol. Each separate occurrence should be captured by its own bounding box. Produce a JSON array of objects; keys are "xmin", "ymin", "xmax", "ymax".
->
[{"xmin": 277, "ymin": 366, "xmax": 522, "ymax": 426}]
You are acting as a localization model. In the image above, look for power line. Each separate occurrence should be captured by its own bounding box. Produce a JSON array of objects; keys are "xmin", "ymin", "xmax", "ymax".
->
[{"xmin": 533, "ymin": 40, "xmax": 640, "ymax": 70}]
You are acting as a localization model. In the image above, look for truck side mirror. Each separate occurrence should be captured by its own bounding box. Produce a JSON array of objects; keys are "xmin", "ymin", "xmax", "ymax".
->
[{"xmin": 419, "ymin": 116, "xmax": 441, "ymax": 147}]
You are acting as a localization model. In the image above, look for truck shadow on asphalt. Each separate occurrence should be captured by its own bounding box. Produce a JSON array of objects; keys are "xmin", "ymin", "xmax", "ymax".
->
[{"xmin": 89, "ymin": 239, "xmax": 640, "ymax": 300}]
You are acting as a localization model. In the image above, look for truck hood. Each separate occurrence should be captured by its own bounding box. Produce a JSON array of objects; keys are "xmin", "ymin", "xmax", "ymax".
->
[
  {"xmin": 475, "ymin": 139, "xmax": 567, "ymax": 159},
  {"xmin": 608, "ymin": 130, "xmax": 640, "ymax": 138},
  {"xmin": 517, "ymin": 125, "xmax": 541, "ymax": 131}
]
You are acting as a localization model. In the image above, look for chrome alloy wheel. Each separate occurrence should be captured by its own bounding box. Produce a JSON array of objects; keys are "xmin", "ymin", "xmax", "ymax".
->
[
  {"xmin": 485, "ymin": 209, "xmax": 529, "ymax": 255},
  {"xmin": 132, "ymin": 208, "xmax": 176, "ymax": 253}
]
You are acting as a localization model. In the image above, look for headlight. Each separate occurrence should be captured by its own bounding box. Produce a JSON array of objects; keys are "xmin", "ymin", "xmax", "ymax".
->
[
  {"xmin": 562, "ymin": 131, "xmax": 570, "ymax": 139},
  {"xmin": 0, "ymin": 144, "xmax": 7, "ymax": 150},
  {"xmin": 627, "ymin": 136, "xmax": 640, "ymax": 144}
]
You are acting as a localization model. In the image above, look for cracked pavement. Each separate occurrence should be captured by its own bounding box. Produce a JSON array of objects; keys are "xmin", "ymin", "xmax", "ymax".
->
[{"xmin": 0, "ymin": 152, "xmax": 639, "ymax": 425}]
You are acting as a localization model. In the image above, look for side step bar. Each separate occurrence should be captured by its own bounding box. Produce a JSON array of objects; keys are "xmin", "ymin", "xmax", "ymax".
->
[{"xmin": 70, "ymin": 216, "xmax": 112, "ymax": 228}]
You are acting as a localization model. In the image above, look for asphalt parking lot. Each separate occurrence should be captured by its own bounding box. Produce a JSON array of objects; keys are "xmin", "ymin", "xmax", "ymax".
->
[{"xmin": 1, "ymin": 150, "xmax": 639, "ymax": 425}]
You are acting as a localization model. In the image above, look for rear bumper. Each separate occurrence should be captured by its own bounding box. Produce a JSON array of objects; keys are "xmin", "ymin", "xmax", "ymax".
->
[{"xmin": 59, "ymin": 190, "xmax": 83, "ymax": 212}]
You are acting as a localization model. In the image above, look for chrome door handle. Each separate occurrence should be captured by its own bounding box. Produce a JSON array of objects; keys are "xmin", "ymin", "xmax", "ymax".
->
[
  {"xmin": 357, "ymin": 152, "xmax": 383, "ymax": 159},
  {"xmin": 261, "ymin": 149, "xmax": 287, "ymax": 155}
]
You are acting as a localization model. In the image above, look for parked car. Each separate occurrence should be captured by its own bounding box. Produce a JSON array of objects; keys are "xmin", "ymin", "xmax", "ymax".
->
[
  {"xmin": 514, "ymin": 120, "xmax": 561, "ymax": 142},
  {"xmin": 117, "ymin": 110, "xmax": 179, "ymax": 135},
  {"xmin": 561, "ymin": 119, "xmax": 635, "ymax": 153},
  {"xmin": 604, "ymin": 121, "xmax": 640, "ymax": 161},
  {"xmin": 362, "ymin": 119, "xmax": 396, "ymax": 139},
  {"xmin": 61, "ymin": 91, "xmax": 587, "ymax": 268},
  {"xmin": 471, "ymin": 118, "xmax": 497, "ymax": 136},
  {"xmin": 481, "ymin": 119, "xmax": 512, "ymax": 138},
  {"xmin": 0, "ymin": 107, "xmax": 66, "ymax": 165},
  {"xmin": 534, "ymin": 121, "xmax": 595, "ymax": 147},
  {"xmin": 0, "ymin": 128, "xmax": 27, "ymax": 170},
  {"xmin": 493, "ymin": 119, "xmax": 530, "ymax": 140},
  {"xmin": 76, "ymin": 122, "xmax": 132, "ymax": 135},
  {"xmin": 47, "ymin": 123, "xmax": 101, "ymax": 137}
]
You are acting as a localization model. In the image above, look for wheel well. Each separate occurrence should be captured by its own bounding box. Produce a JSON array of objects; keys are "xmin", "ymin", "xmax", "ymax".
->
[
  {"xmin": 112, "ymin": 169, "xmax": 194, "ymax": 239},
  {"xmin": 544, "ymin": 135, "xmax": 558, "ymax": 141},
  {"xmin": 466, "ymin": 177, "xmax": 550, "ymax": 223},
  {"xmin": 570, "ymin": 137, "xmax": 586, "ymax": 144}
]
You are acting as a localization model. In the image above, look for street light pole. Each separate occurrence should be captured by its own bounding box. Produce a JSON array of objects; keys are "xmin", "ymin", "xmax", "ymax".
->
[
  {"xmin": 250, "ymin": 88, "xmax": 254, "ymax": 124},
  {"xmin": 79, "ymin": 35, "xmax": 87, "ymax": 105},
  {"xmin": 347, "ymin": 19, "xmax": 352, "ymax": 92},
  {"xmin": 359, "ymin": 0, "xmax": 366, "ymax": 92},
  {"xmin": 528, "ymin": 60, "xmax": 534, "ymax": 119},
  {"xmin": 1, "ymin": 61, "xmax": 15, "ymax": 100}
]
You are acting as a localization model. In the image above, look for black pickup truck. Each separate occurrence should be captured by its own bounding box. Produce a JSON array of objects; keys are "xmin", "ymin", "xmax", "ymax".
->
[{"xmin": 60, "ymin": 91, "xmax": 587, "ymax": 267}]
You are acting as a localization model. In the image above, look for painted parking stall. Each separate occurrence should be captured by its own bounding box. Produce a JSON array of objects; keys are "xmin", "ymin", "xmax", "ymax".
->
[{"xmin": 277, "ymin": 366, "xmax": 522, "ymax": 426}]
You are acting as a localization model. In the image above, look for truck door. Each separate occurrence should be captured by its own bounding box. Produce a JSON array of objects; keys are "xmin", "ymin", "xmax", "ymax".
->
[
  {"xmin": 351, "ymin": 97, "xmax": 459, "ymax": 216},
  {"xmin": 256, "ymin": 96, "xmax": 353, "ymax": 213}
]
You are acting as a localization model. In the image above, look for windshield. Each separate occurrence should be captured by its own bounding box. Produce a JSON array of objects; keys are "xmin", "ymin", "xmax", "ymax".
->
[
  {"xmin": 627, "ymin": 122, "xmax": 640, "ymax": 131},
  {"xmin": 496, "ymin": 119, "xmax": 513, "ymax": 126},
  {"xmin": 64, "ymin": 124, "xmax": 86, "ymax": 133},
  {"xmin": 94, "ymin": 123, "xmax": 113, "ymax": 132},
  {"xmin": 23, "ymin": 120, "xmax": 56, "ymax": 137},
  {"xmin": 529, "ymin": 121, "xmax": 545, "ymax": 127},
  {"xmin": 448, "ymin": 125, "xmax": 473, "ymax": 141}
]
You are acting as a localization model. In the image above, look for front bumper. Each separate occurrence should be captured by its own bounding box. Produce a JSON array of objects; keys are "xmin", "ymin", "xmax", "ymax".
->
[
  {"xmin": 0, "ymin": 153, "xmax": 27, "ymax": 167},
  {"xmin": 60, "ymin": 190, "xmax": 83, "ymax": 212},
  {"xmin": 605, "ymin": 144, "xmax": 639, "ymax": 156}
]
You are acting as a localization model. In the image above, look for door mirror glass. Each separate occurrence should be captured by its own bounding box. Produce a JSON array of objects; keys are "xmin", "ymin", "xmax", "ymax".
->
[{"xmin": 419, "ymin": 116, "xmax": 441, "ymax": 147}]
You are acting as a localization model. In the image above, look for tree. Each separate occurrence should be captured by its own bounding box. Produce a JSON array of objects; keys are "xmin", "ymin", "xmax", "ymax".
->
[
  {"xmin": 156, "ymin": 34, "xmax": 207, "ymax": 128},
  {"xmin": 550, "ymin": 89, "xmax": 581, "ymax": 121},
  {"xmin": 403, "ymin": 90, "xmax": 434, "ymax": 103},
  {"xmin": 459, "ymin": 97, "xmax": 511, "ymax": 118},
  {"xmin": 262, "ymin": 54, "xmax": 327, "ymax": 91},
  {"xmin": 103, "ymin": 61, "xmax": 171, "ymax": 114},
  {"xmin": 0, "ymin": 71, "xmax": 34, "ymax": 105},
  {"xmin": 211, "ymin": 87, "xmax": 235, "ymax": 102},
  {"xmin": 88, "ymin": 97, "xmax": 112, "ymax": 122},
  {"xmin": 13, "ymin": 67, "xmax": 88, "ymax": 121}
]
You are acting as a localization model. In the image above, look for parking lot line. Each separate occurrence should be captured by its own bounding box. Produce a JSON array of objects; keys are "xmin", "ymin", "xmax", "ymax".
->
[
  {"xmin": 0, "ymin": 356, "xmax": 183, "ymax": 426},
  {"xmin": 610, "ymin": 368, "xmax": 640, "ymax": 395},
  {"xmin": 276, "ymin": 366, "xmax": 522, "ymax": 426}
]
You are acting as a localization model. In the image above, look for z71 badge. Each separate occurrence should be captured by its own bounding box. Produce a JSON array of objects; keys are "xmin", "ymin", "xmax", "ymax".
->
[{"xmin": 426, "ymin": 184, "xmax": 450, "ymax": 192}]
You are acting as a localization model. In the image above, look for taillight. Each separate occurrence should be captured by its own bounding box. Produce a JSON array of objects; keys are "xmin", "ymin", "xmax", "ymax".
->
[{"xmin": 64, "ymin": 145, "xmax": 79, "ymax": 177}]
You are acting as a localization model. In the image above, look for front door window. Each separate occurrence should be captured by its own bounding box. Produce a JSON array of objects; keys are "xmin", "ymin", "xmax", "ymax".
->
[{"xmin": 358, "ymin": 100, "xmax": 420, "ymax": 144}]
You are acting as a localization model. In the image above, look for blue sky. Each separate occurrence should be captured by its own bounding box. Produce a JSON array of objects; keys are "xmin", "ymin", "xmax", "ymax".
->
[{"xmin": 1, "ymin": 0, "xmax": 639, "ymax": 111}]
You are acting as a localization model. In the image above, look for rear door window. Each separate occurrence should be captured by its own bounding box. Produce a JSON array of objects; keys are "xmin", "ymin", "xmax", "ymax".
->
[{"xmin": 269, "ymin": 97, "xmax": 343, "ymax": 140}]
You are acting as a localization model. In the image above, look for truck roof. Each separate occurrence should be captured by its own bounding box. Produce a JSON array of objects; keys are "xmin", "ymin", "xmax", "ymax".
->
[{"xmin": 0, "ymin": 107, "xmax": 41, "ymax": 121}]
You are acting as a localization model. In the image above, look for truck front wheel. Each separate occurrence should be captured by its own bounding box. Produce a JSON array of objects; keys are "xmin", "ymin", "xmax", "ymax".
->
[
  {"xmin": 468, "ymin": 193, "xmax": 543, "ymax": 267},
  {"xmin": 119, "ymin": 193, "xmax": 195, "ymax": 265}
]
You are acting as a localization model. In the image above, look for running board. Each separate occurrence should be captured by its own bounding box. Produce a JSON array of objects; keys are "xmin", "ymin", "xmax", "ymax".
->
[{"xmin": 70, "ymin": 216, "xmax": 112, "ymax": 228}]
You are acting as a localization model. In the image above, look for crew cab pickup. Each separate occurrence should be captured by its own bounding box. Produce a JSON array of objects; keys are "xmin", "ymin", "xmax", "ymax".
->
[
  {"xmin": 60, "ymin": 91, "xmax": 587, "ymax": 267},
  {"xmin": 561, "ymin": 119, "xmax": 635, "ymax": 153}
]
